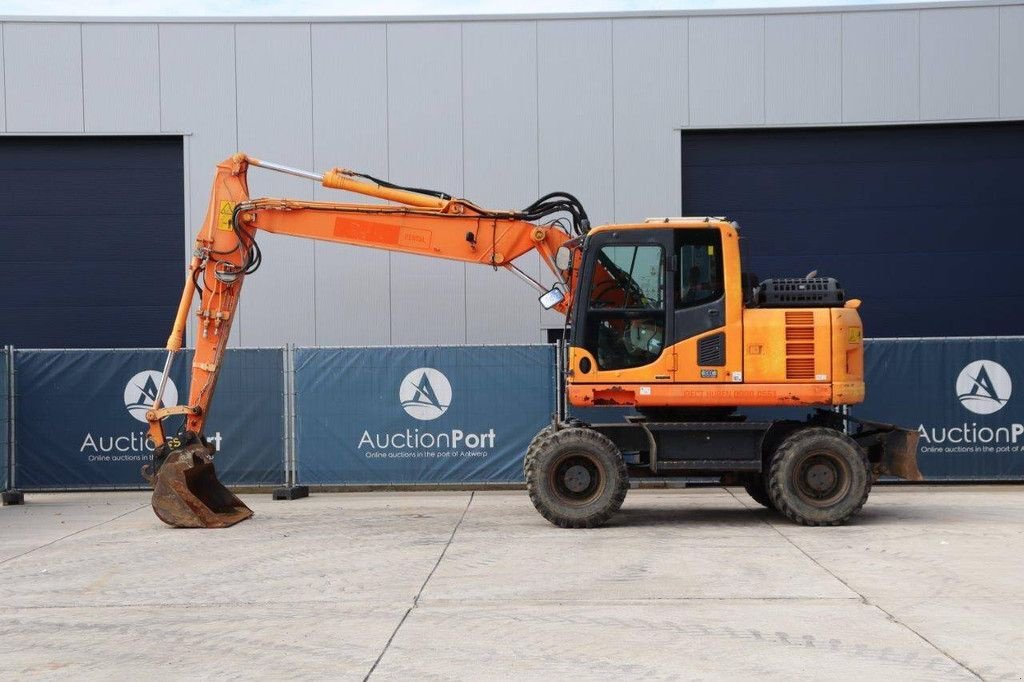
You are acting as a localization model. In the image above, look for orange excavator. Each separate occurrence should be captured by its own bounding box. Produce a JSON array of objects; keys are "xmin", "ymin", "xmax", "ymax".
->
[{"xmin": 143, "ymin": 154, "xmax": 921, "ymax": 530}]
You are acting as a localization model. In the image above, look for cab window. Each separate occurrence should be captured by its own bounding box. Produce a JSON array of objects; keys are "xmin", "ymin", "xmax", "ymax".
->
[
  {"xmin": 585, "ymin": 245, "xmax": 665, "ymax": 371},
  {"xmin": 677, "ymin": 230, "xmax": 723, "ymax": 308}
]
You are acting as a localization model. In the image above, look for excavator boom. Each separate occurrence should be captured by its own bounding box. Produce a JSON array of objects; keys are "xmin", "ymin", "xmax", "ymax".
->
[{"xmin": 144, "ymin": 154, "xmax": 580, "ymax": 527}]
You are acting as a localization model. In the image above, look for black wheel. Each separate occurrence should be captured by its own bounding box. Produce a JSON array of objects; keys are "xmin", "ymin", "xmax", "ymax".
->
[
  {"xmin": 767, "ymin": 427, "xmax": 871, "ymax": 526},
  {"xmin": 743, "ymin": 475, "xmax": 775, "ymax": 510},
  {"xmin": 524, "ymin": 425, "xmax": 555, "ymax": 462},
  {"xmin": 524, "ymin": 427, "xmax": 628, "ymax": 528}
]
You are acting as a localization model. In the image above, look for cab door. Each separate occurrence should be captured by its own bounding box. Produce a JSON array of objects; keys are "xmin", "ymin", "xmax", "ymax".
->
[
  {"xmin": 670, "ymin": 227, "xmax": 741, "ymax": 383},
  {"xmin": 570, "ymin": 229, "xmax": 676, "ymax": 384}
]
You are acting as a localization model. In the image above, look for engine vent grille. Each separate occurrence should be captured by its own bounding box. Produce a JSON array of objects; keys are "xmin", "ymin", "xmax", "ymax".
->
[
  {"xmin": 785, "ymin": 312, "xmax": 816, "ymax": 380},
  {"xmin": 786, "ymin": 357, "xmax": 816, "ymax": 380},
  {"xmin": 785, "ymin": 311, "xmax": 814, "ymax": 325}
]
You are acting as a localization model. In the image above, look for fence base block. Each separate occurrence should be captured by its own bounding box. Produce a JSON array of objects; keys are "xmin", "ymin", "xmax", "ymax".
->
[
  {"xmin": 2, "ymin": 490, "xmax": 25, "ymax": 506},
  {"xmin": 272, "ymin": 485, "xmax": 309, "ymax": 501}
]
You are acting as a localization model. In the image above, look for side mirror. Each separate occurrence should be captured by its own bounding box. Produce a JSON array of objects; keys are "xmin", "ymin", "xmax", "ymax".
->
[
  {"xmin": 539, "ymin": 287, "xmax": 565, "ymax": 310},
  {"xmin": 554, "ymin": 246, "xmax": 572, "ymax": 271}
]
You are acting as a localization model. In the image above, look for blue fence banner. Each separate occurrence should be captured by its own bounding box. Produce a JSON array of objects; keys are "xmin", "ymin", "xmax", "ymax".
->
[
  {"xmin": 295, "ymin": 345, "xmax": 556, "ymax": 485},
  {"xmin": 14, "ymin": 348, "xmax": 284, "ymax": 489},
  {"xmin": 8, "ymin": 339, "xmax": 1024, "ymax": 488},
  {"xmin": 2, "ymin": 348, "xmax": 9, "ymax": 490},
  {"xmin": 857, "ymin": 338, "xmax": 1024, "ymax": 480}
]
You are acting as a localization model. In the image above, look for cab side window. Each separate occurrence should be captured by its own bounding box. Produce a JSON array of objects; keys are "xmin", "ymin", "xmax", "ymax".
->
[
  {"xmin": 584, "ymin": 245, "xmax": 665, "ymax": 371},
  {"xmin": 677, "ymin": 230, "xmax": 724, "ymax": 308}
]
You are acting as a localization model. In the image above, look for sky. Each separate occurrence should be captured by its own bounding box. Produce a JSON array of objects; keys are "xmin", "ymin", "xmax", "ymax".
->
[{"xmin": 0, "ymin": 0, "xmax": 955, "ymax": 16}]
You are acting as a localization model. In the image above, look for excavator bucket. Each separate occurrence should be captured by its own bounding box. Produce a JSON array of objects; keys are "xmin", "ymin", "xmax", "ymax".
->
[
  {"xmin": 852, "ymin": 419, "xmax": 924, "ymax": 482},
  {"xmin": 143, "ymin": 443, "xmax": 253, "ymax": 528}
]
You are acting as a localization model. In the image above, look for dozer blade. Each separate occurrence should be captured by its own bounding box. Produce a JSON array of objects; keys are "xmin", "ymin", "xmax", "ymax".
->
[
  {"xmin": 853, "ymin": 419, "xmax": 924, "ymax": 482},
  {"xmin": 144, "ymin": 443, "xmax": 253, "ymax": 528}
]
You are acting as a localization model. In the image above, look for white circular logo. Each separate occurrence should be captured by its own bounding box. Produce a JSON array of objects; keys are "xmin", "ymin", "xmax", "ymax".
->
[
  {"xmin": 399, "ymin": 367, "xmax": 451, "ymax": 421},
  {"xmin": 124, "ymin": 370, "xmax": 178, "ymax": 423},
  {"xmin": 956, "ymin": 360, "xmax": 1011, "ymax": 415}
]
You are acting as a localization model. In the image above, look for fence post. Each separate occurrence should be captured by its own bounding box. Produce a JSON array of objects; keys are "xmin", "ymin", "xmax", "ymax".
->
[
  {"xmin": 555, "ymin": 338, "xmax": 565, "ymax": 423},
  {"xmin": 273, "ymin": 344, "xmax": 308, "ymax": 500},
  {"xmin": 2, "ymin": 346, "xmax": 24, "ymax": 505}
]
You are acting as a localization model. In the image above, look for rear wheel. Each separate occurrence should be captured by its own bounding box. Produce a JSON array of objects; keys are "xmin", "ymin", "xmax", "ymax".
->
[
  {"xmin": 524, "ymin": 427, "xmax": 627, "ymax": 528},
  {"xmin": 767, "ymin": 427, "xmax": 870, "ymax": 526}
]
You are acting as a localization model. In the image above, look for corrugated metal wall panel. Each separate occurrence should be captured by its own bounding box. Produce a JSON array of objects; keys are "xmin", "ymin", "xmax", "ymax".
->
[
  {"xmin": 537, "ymin": 19, "xmax": 614, "ymax": 331},
  {"xmin": 612, "ymin": 17, "xmax": 687, "ymax": 224},
  {"xmin": 688, "ymin": 16, "xmax": 765, "ymax": 126},
  {"xmin": 82, "ymin": 24, "xmax": 160, "ymax": 132},
  {"xmin": 841, "ymin": 11, "xmax": 920, "ymax": 123},
  {"xmin": 311, "ymin": 23, "xmax": 392, "ymax": 346},
  {"xmin": 234, "ymin": 24, "xmax": 315, "ymax": 347},
  {"xmin": 158, "ymin": 23, "xmax": 238, "ymax": 346},
  {"xmin": 537, "ymin": 20, "xmax": 614, "ymax": 224},
  {"xmin": 0, "ymin": 7, "xmax": 1020, "ymax": 347},
  {"xmin": 386, "ymin": 22, "xmax": 466, "ymax": 345},
  {"xmin": 462, "ymin": 20, "xmax": 542, "ymax": 344},
  {"xmin": 1002, "ymin": 5, "xmax": 1024, "ymax": 117},
  {"xmin": 3, "ymin": 23, "xmax": 83, "ymax": 132},
  {"xmin": 920, "ymin": 8, "xmax": 1000, "ymax": 120},
  {"xmin": 764, "ymin": 14, "xmax": 841, "ymax": 124}
]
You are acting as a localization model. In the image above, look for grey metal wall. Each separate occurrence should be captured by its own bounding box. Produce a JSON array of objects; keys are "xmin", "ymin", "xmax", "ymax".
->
[{"xmin": 1, "ymin": 2, "xmax": 1022, "ymax": 346}]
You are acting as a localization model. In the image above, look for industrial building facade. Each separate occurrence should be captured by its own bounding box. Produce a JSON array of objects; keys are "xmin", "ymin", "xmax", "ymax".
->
[{"xmin": 1, "ymin": 1, "xmax": 1022, "ymax": 348}]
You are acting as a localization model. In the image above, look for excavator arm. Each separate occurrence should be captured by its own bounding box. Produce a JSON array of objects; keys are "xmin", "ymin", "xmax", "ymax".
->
[{"xmin": 143, "ymin": 154, "xmax": 582, "ymax": 527}]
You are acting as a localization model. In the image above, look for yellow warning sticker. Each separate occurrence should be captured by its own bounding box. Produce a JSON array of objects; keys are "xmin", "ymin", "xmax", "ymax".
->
[
  {"xmin": 849, "ymin": 328, "xmax": 863, "ymax": 344},
  {"xmin": 217, "ymin": 201, "xmax": 234, "ymax": 231}
]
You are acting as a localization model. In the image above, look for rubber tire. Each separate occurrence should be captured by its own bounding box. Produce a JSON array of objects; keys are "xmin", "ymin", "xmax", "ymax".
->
[
  {"xmin": 525, "ymin": 427, "xmax": 628, "ymax": 528},
  {"xmin": 767, "ymin": 427, "xmax": 871, "ymax": 526},
  {"xmin": 743, "ymin": 475, "xmax": 776, "ymax": 510}
]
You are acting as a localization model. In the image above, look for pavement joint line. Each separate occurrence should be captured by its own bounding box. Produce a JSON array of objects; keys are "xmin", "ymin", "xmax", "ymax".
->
[
  {"xmin": 724, "ymin": 488, "xmax": 984, "ymax": 681},
  {"xmin": 363, "ymin": 491, "xmax": 475, "ymax": 681},
  {"xmin": 1, "ymin": 596, "xmax": 866, "ymax": 611},
  {"xmin": 0, "ymin": 503, "xmax": 150, "ymax": 568}
]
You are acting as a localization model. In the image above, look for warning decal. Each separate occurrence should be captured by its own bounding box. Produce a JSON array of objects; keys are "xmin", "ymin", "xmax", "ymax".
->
[{"xmin": 217, "ymin": 201, "xmax": 235, "ymax": 231}]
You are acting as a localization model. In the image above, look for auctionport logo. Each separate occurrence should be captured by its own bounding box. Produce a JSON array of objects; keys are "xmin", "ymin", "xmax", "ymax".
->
[
  {"xmin": 399, "ymin": 368, "xmax": 451, "ymax": 421},
  {"xmin": 956, "ymin": 360, "xmax": 1011, "ymax": 415},
  {"xmin": 123, "ymin": 370, "xmax": 178, "ymax": 423}
]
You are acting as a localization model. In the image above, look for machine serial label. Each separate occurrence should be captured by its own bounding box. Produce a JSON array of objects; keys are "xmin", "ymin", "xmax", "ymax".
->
[{"xmin": 700, "ymin": 369, "xmax": 718, "ymax": 378}]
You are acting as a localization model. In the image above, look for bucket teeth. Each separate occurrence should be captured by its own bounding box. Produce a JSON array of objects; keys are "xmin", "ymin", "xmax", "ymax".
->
[{"xmin": 148, "ymin": 443, "xmax": 253, "ymax": 528}]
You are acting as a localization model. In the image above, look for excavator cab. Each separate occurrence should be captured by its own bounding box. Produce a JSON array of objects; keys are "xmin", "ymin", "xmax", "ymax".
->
[{"xmin": 565, "ymin": 219, "xmax": 744, "ymax": 403}]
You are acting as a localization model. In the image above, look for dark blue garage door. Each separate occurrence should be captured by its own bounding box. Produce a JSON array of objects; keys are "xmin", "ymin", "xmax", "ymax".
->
[
  {"xmin": 0, "ymin": 136, "xmax": 184, "ymax": 348},
  {"xmin": 680, "ymin": 123, "xmax": 1024, "ymax": 338}
]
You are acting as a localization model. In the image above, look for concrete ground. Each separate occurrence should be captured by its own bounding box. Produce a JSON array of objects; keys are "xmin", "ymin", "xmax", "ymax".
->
[{"xmin": 1, "ymin": 487, "xmax": 1022, "ymax": 680}]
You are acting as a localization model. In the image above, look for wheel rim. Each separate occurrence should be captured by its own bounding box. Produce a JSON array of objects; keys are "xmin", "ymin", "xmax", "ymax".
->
[
  {"xmin": 793, "ymin": 450, "xmax": 851, "ymax": 507},
  {"xmin": 549, "ymin": 452, "xmax": 605, "ymax": 506}
]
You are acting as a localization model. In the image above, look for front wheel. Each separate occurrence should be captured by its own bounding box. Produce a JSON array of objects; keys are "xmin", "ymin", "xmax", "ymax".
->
[
  {"xmin": 767, "ymin": 427, "xmax": 871, "ymax": 526},
  {"xmin": 524, "ymin": 427, "xmax": 628, "ymax": 528}
]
